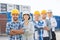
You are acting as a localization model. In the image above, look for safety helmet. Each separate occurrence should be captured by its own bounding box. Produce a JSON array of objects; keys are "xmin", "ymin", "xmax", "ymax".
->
[
  {"xmin": 41, "ymin": 10, "xmax": 47, "ymax": 15},
  {"xmin": 11, "ymin": 9, "xmax": 19, "ymax": 15},
  {"xmin": 34, "ymin": 11, "xmax": 40, "ymax": 16}
]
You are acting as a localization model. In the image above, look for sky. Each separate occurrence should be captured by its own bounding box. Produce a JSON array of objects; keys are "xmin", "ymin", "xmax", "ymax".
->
[{"xmin": 0, "ymin": 0, "xmax": 60, "ymax": 16}]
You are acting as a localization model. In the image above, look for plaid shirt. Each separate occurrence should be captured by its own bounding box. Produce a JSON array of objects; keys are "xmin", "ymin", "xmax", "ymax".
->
[
  {"xmin": 6, "ymin": 21, "xmax": 22, "ymax": 40},
  {"xmin": 33, "ymin": 21, "xmax": 44, "ymax": 40}
]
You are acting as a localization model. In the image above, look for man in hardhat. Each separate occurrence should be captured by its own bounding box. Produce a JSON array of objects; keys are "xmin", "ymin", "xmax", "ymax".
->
[
  {"xmin": 6, "ymin": 9, "xmax": 24, "ymax": 40},
  {"xmin": 41, "ymin": 10, "xmax": 51, "ymax": 40},
  {"xmin": 47, "ymin": 10, "xmax": 57, "ymax": 40},
  {"xmin": 33, "ymin": 11, "xmax": 44, "ymax": 40}
]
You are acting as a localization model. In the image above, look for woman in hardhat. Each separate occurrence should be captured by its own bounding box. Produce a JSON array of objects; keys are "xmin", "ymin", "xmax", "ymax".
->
[
  {"xmin": 6, "ymin": 9, "xmax": 24, "ymax": 40},
  {"xmin": 33, "ymin": 11, "xmax": 45, "ymax": 40},
  {"xmin": 21, "ymin": 13, "xmax": 35, "ymax": 40},
  {"xmin": 41, "ymin": 10, "xmax": 51, "ymax": 40},
  {"xmin": 47, "ymin": 10, "xmax": 57, "ymax": 40}
]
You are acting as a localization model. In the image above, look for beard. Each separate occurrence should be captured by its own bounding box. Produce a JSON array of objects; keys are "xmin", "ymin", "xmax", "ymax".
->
[
  {"xmin": 13, "ymin": 17, "xmax": 18, "ymax": 21},
  {"xmin": 42, "ymin": 17, "xmax": 46, "ymax": 19}
]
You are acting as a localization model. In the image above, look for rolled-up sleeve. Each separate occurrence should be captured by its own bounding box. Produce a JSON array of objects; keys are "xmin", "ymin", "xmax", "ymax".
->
[{"xmin": 6, "ymin": 23, "xmax": 11, "ymax": 35}]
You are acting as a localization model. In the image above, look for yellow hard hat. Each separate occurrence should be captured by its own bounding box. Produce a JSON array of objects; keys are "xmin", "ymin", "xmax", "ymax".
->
[
  {"xmin": 34, "ymin": 11, "xmax": 40, "ymax": 16},
  {"xmin": 41, "ymin": 10, "xmax": 47, "ymax": 15},
  {"xmin": 11, "ymin": 9, "xmax": 19, "ymax": 15}
]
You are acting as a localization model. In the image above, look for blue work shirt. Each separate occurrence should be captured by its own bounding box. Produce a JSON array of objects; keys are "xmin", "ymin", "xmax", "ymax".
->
[{"xmin": 6, "ymin": 21, "xmax": 22, "ymax": 40}]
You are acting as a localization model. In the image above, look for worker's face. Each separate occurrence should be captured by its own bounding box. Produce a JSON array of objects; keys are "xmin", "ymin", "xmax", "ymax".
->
[
  {"xmin": 41, "ymin": 14, "xmax": 46, "ymax": 19},
  {"xmin": 47, "ymin": 12, "xmax": 52, "ymax": 17},
  {"xmin": 34, "ymin": 14, "xmax": 40, "ymax": 21},
  {"xmin": 23, "ymin": 15, "xmax": 29, "ymax": 21},
  {"xmin": 12, "ymin": 14, "xmax": 19, "ymax": 21}
]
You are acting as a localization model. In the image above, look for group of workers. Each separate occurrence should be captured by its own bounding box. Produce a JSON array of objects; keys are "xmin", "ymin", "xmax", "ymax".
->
[{"xmin": 6, "ymin": 9, "xmax": 57, "ymax": 40}]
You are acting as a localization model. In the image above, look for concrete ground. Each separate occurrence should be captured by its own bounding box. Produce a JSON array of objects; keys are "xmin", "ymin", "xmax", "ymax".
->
[
  {"xmin": 56, "ymin": 31, "xmax": 60, "ymax": 40},
  {"xmin": 0, "ymin": 31, "xmax": 60, "ymax": 40}
]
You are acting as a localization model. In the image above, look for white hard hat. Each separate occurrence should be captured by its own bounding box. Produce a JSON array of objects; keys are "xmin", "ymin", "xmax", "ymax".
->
[{"xmin": 47, "ymin": 10, "xmax": 52, "ymax": 13}]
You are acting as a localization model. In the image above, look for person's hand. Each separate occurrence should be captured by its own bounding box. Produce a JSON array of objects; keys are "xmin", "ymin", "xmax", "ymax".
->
[
  {"xmin": 11, "ymin": 30, "xmax": 18, "ymax": 33},
  {"xmin": 11, "ymin": 29, "xmax": 24, "ymax": 34},
  {"xmin": 10, "ymin": 29, "xmax": 24, "ymax": 35},
  {"xmin": 19, "ymin": 29, "xmax": 24, "ymax": 34},
  {"xmin": 10, "ymin": 30, "xmax": 16, "ymax": 36},
  {"xmin": 43, "ymin": 26, "xmax": 50, "ymax": 31},
  {"xmin": 11, "ymin": 30, "xmax": 16, "ymax": 32}
]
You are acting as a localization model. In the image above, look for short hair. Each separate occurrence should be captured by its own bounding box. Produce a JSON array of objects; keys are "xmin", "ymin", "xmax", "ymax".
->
[{"xmin": 23, "ymin": 14, "xmax": 30, "ymax": 20}]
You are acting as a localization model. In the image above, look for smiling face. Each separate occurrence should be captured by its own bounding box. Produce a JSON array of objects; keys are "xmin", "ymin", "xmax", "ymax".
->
[
  {"xmin": 23, "ymin": 14, "xmax": 30, "ymax": 21},
  {"xmin": 41, "ymin": 14, "xmax": 46, "ymax": 19},
  {"xmin": 47, "ymin": 12, "xmax": 52, "ymax": 17},
  {"xmin": 12, "ymin": 13, "xmax": 19, "ymax": 21},
  {"xmin": 34, "ymin": 14, "xmax": 40, "ymax": 21}
]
